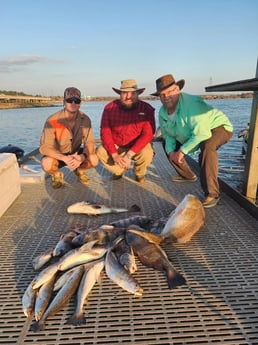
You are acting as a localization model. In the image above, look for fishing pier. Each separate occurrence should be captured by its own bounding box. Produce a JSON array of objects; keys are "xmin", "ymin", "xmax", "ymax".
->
[{"xmin": 0, "ymin": 139, "xmax": 257, "ymax": 345}]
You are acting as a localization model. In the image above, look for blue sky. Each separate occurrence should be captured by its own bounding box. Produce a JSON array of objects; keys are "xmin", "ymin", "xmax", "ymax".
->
[{"xmin": 1, "ymin": 0, "xmax": 257, "ymax": 97}]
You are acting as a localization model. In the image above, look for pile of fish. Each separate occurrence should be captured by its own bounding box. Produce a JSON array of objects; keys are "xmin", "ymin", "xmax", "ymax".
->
[{"xmin": 22, "ymin": 194, "xmax": 205, "ymax": 332}]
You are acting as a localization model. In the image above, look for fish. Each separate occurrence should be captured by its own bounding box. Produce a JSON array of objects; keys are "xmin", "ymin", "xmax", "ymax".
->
[
  {"xmin": 161, "ymin": 194, "xmax": 205, "ymax": 243},
  {"xmin": 32, "ymin": 247, "xmax": 54, "ymax": 271},
  {"xmin": 53, "ymin": 230, "xmax": 78, "ymax": 257},
  {"xmin": 149, "ymin": 217, "xmax": 168, "ymax": 234},
  {"xmin": 110, "ymin": 215, "xmax": 152, "ymax": 229},
  {"xmin": 57, "ymin": 240, "xmax": 107, "ymax": 271},
  {"xmin": 105, "ymin": 249, "xmax": 143, "ymax": 296},
  {"xmin": 66, "ymin": 260, "xmax": 105, "ymax": 325},
  {"xmin": 72, "ymin": 226, "xmax": 126, "ymax": 247},
  {"xmin": 67, "ymin": 200, "xmax": 141, "ymax": 215},
  {"xmin": 31, "ymin": 265, "xmax": 84, "ymax": 332},
  {"xmin": 34, "ymin": 275, "xmax": 56, "ymax": 321},
  {"xmin": 53, "ymin": 266, "xmax": 80, "ymax": 292},
  {"xmin": 22, "ymin": 280, "xmax": 38, "ymax": 317},
  {"xmin": 32, "ymin": 261, "xmax": 59, "ymax": 290},
  {"xmin": 126, "ymin": 226, "xmax": 186, "ymax": 289},
  {"xmin": 113, "ymin": 239, "xmax": 137, "ymax": 274},
  {"xmin": 53, "ymin": 260, "xmax": 102, "ymax": 291}
]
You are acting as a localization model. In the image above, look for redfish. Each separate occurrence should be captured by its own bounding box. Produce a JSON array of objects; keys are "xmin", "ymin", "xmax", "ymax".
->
[{"xmin": 161, "ymin": 194, "xmax": 205, "ymax": 243}]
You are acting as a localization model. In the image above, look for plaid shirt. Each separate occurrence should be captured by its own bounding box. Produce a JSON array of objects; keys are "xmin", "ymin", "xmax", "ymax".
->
[{"xmin": 100, "ymin": 100, "xmax": 156, "ymax": 155}]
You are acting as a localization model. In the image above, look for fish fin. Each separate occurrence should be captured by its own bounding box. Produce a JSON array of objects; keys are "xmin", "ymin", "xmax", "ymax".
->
[
  {"xmin": 79, "ymin": 240, "xmax": 98, "ymax": 252},
  {"xmin": 66, "ymin": 312, "xmax": 86, "ymax": 326},
  {"xmin": 99, "ymin": 224, "xmax": 115, "ymax": 230},
  {"xmin": 127, "ymin": 227, "xmax": 163, "ymax": 244},
  {"xmin": 128, "ymin": 204, "xmax": 141, "ymax": 212},
  {"xmin": 166, "ymin": 270, "xmax": 186, "ymax": 289}
]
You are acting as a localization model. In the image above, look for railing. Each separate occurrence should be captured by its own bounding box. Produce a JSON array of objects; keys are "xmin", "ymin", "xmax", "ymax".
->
[{"xmin": 205, "ymin": 59, "xmax": 258, "ymax": 203}]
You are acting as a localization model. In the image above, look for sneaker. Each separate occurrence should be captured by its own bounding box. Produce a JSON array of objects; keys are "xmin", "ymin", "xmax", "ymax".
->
[
  {"xmin": 202, "ymin": 196, "xmax": 220, "ymax": 208},
  {"xmin": 110, "ymin": 174, "xmax": 123, "ymax": 181},
  {"xmin": 135, "ymin": 175, "xmax": 145, "ymax": 183},
  {"xmin": 74, "ymin": 169, "xmax": 90, "ymax": 185},
  {"xmin": 51, "ymin": 172, "xmax": 64, "ymax": 189},
  {"xmin": 171, "ymin": 176, "xmax": 197, "ymax": 183}
]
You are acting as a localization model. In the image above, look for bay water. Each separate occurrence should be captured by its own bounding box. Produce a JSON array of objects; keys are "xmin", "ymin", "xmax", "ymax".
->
[{"xmin": 0, "ymin": 98, "xmax": 252, "ymax": 190}]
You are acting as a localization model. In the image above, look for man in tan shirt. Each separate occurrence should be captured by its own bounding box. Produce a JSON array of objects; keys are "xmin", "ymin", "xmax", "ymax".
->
[{"xmin": 39, "ymin": 87, "xmax": 98, "ymax": 189}]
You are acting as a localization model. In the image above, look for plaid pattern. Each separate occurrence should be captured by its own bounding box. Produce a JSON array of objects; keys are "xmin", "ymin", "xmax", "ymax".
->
[{"xmin": 100, "ymin": 100, "xmax": 155, "ymax": 155}]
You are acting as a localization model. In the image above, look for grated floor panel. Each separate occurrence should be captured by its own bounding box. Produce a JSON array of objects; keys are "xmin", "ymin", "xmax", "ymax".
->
[{"xmin": 0, "ymin": 143, "xmax": 257, "ymax": 345}]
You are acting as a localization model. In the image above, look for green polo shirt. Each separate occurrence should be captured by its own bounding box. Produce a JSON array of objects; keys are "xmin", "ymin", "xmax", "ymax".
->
[{"xmin": 159, "ymin": 92, "xmax": 233, "ymax": 155}]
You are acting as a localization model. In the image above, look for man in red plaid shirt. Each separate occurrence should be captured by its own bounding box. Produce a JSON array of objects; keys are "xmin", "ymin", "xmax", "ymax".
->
[{"xmin": 97, "ymin": 79, "xmax": 156, "ymax": 183}]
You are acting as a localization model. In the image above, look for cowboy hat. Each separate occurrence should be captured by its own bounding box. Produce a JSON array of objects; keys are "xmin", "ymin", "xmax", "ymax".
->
[
  {"xmin": 151, "ymin": 74, "xmax": 185, "ymax": 96},
  {"xmin": 112, "ymin": 79, "xmax": 145, "ymax": 95}
]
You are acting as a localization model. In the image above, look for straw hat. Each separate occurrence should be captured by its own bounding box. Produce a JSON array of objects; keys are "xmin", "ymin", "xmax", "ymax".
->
[{"xmin": 112, "ymin": 79, "xmax": 145, "ymax": 94}]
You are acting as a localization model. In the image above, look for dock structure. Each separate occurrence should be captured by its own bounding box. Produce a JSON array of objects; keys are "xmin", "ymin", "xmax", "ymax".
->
[
  {"xmin": 0, "ymin": 142, "xmax": 257, "ymax": 345},
  {"xmin": 0, "ymin": 94, "xmax": 51, "ymax": 103},
  {"xmin": 205, "ymin": 59, "xmax": 258, "ymax": 204}
]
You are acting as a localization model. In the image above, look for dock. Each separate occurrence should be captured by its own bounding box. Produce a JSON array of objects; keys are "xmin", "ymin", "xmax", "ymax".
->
[{"xmin": 0, "ymin": 141, "xmax": 257, "ymax": 345}]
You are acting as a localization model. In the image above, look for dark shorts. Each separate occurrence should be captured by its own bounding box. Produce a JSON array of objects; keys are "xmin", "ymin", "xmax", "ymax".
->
[{"xmin": 56, "ymin": 147, "xmax": 84, "ymax": 169}]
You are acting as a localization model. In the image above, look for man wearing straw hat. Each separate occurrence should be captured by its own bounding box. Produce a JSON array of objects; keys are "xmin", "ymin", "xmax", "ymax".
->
[
  {"xmin": 97, "ymin": 79, "xmax": 155, "ymax": 183},
  {"xmin": 151, "ymin": 74, "xmax": 233, "ymax": 208}
]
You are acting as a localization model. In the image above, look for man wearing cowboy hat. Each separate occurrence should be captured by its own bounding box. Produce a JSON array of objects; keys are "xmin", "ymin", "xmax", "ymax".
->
[
  {"xmin": 97, "ymin": 79, "xmax": 155, "ymax": 183},
  {"xmin": 152, "ymin": 74, "xmax": 233, "ymax": 208}
]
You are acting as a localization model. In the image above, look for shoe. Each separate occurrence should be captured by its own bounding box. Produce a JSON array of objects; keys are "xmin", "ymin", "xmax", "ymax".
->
[
  {"xmin": 171, "ymin": 176, "xmax": 197, "ymax": 183},
  {"xmin": 110, "ymin": 174, "xmax": 123, "ymax": 181},
  {"xmin": 51, "ymin": 172, "xmax": 64, "ymax": 189},
  {"xmin": 74, "ymin": 169, "xmax": 90, "ymax": 185},
  {"xmin": 202, "ymin": 196, "xmax": 220, "ymax": 208},
  {"xmin": 135, "ymin": 175, "xmax": 145, "ymax": 183}
]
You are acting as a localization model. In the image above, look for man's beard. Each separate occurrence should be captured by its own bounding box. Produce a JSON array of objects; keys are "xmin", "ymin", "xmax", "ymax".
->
[{"xmin": 120, "ymin": 101, "xmax": 138, "ymax": 110}]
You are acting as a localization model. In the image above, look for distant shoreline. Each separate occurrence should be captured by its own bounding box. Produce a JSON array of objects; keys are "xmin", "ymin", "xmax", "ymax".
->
[{"xmin": 0, "ymin": 92, "xmax": 253, "ymax": 110}]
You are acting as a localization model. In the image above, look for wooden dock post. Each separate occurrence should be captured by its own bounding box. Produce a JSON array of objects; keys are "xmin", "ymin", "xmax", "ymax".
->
[{"xmin": 242, "ymin": 59, "xmax": 258, "ymax": 202}]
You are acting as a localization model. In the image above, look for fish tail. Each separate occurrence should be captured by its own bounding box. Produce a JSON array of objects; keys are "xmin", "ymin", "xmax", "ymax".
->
[
  {"xmin": 30, "ymin": 320, "xmax": 45, "ymax": 332},
  {"xmin": 128, "ymin": 204, "xmax": 141, "ymax": 212},
  {"xmin": 66, "ymin": 312, "xmax": 86, "ymax": 326},
  {"xmin": 166, "ymin": 269, "xmax": 186, "ymax": 289}
]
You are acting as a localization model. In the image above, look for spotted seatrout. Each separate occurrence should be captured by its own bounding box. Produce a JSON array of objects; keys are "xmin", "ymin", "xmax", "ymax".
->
[{"xmin": 105, "ymin": 249, "xmax": 143, "ymax": 296}]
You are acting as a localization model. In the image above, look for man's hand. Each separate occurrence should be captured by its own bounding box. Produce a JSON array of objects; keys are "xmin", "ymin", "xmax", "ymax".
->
[
  {"xmin": 112, "ymin": 153, "xmax": 131, "ymax": 169},
  {"xmin": 63, "ymin": 154, "xmax": 81, "ymax": 170},
  {"xmin": 168, "ymin": 150, "xmax": 184, "ymax": 164}
]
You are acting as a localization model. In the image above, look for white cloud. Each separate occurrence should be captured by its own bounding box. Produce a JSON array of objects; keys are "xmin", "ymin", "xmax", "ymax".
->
[{"xmin": 0, "ymin": 55, "xmax": 66, "ymax": 73}]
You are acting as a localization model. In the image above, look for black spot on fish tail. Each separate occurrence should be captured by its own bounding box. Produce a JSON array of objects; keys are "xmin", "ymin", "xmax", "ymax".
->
[
  {"xmin": 66, "ymin": 312, "xmax": 86, "ymax": 326},
  {"xmin": 128, "ymin": 204, "xmax": 141, "ymax": 212},
  {"xmin": 166, "ymin": 270, "xmax": 186, "ymax": 289}
]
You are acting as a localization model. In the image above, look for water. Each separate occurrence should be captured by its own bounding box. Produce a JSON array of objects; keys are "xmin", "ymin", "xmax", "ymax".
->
[{"xmin": 0, "ymin": 98, "xmax": 252, "ymax": 190}]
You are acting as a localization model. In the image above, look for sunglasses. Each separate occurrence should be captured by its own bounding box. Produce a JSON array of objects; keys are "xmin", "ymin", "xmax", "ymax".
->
[{"xmin": 65, "ymin": 98, "xmax": 81, "ymax": 104}]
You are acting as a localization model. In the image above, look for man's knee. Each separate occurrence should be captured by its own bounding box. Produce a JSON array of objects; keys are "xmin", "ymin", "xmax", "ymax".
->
[{"xmin": 41, "ymin": 156, "xmax": 58, "ymax": 173}]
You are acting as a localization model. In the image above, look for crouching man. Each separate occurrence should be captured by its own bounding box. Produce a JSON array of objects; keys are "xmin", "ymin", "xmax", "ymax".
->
[{"xmin": 39, "ymin": 87, "xmax": 98, "ymax": 189}]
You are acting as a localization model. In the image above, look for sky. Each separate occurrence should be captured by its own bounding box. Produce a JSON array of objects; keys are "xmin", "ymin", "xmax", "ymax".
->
[{"xmin": 1, "ymin": 0, "xmax": 257, "ymax": 97}]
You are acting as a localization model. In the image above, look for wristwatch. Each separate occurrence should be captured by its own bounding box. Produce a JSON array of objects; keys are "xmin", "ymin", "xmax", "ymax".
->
[{"xmin": 126, "ymin": 153, "xmax": 132, "ymax": 159}]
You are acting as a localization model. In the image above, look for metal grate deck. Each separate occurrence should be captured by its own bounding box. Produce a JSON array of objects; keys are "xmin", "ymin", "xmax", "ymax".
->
[{"xmin": 0, "ymin": 142, "xmax": 257, "ymax": 345}]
